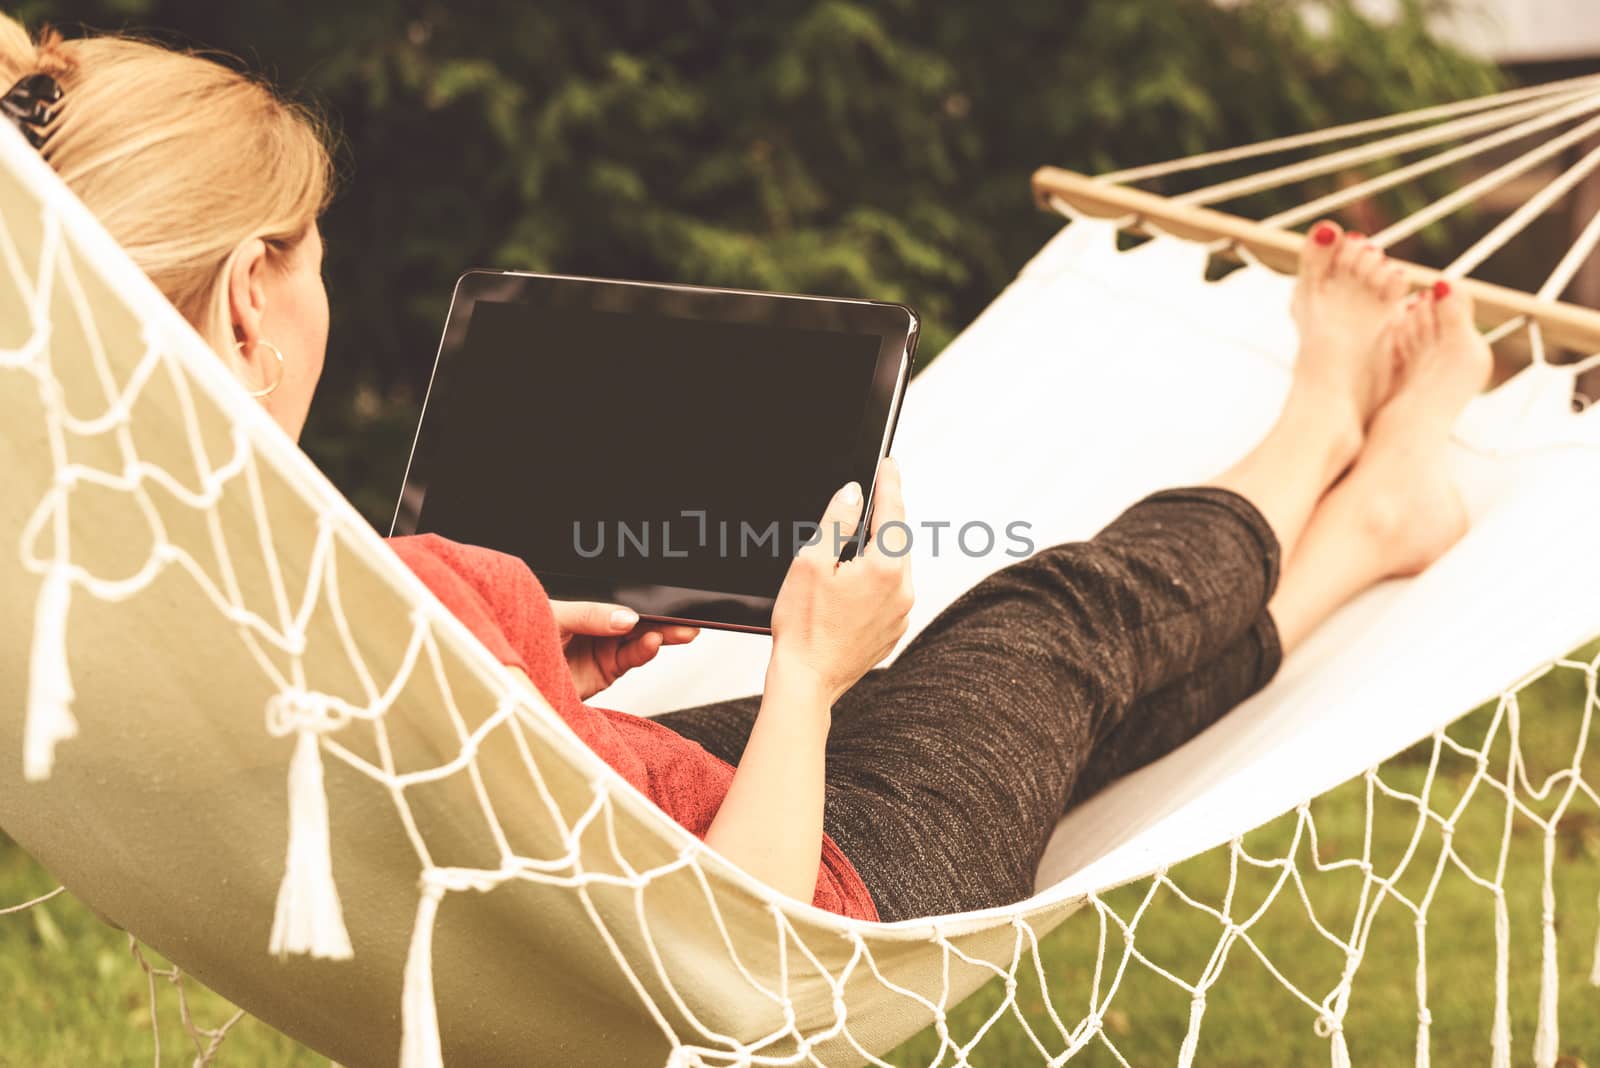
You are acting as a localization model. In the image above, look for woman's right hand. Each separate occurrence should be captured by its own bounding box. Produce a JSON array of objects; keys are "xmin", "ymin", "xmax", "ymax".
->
[{"xmin": 769, "ymin": 457, "xmax": 914, "ymax": 706}]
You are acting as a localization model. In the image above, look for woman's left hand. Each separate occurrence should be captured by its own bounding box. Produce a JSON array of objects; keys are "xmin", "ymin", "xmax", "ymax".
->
[{"xmin": 549, "ymin": 601, "xmax": 699, "ymax": 699}]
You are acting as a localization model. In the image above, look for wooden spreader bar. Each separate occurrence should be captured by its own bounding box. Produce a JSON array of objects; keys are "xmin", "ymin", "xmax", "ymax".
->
[{"xmin": 1032, "ymin": 166, "xmax": 1600, "ymax": 356}]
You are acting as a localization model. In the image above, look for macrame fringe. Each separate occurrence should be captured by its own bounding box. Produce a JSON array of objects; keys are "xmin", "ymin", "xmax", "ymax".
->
[
  {"xmin": 268, "ymin": 728, "xmax": 352, "ymax": 960},
  {"xmin": 400, "ymin": 885, "xmax": 445, "ymax": 1068},
  {"xmin": 1174, "ymin": 992, "xmax": 1204, "ymax": 1068},
  {"xmin": 1491, "ymin": 896, "xmax": 1512, "ymax": 1068},
  {"xmin": 1414, "ymin": 918, "xmax": 1432, "ymax": 1068},
  {"xmin": 1329, "ymin": 1028, "xmax": 1351, "ymax": 1068},
  {"xmin": 1533, "ymin": 880, "xmax": 1559, "ymax": 1068},
  {"xmin": 24, "ymin": 567, "xmax": 77, "ymax": 782},
  {"xmin": 1591, "ymin": 889, "xmax": 1600, "ymax": 986}
]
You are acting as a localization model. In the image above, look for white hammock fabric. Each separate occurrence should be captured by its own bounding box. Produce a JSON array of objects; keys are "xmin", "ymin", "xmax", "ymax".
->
[
  {"xmin": 1, "ymin": 94, "xmax": 1598, "ymax": 1067},
  {"xmin": 610, "ymin": 215, "xmax": 1600, "ymax": 900}
]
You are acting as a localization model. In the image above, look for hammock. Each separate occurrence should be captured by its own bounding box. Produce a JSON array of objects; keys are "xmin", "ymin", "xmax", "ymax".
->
[{"xmin": 3, "ymin": 74, "xmax": 1599, "ymax": 1067}]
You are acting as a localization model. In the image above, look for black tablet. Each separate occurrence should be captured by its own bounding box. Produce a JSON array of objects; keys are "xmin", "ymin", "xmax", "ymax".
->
[{"xmin": 391, "ymin": 270, "xmax": 917, "ymax": 633}]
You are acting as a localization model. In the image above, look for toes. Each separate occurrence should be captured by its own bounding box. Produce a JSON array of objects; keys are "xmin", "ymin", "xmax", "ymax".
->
[
  {"xmin": 1431, "ymin": 280, "xmax": 1492, "ymax": 390},
  {"xmin": 1355, "ymin": 244, "xmax": 1387, "ymax": 288},
  {"xmin": 1394, "ymin": 302, "xmax": 1415, "ymax": 363},
  {"xmin": 1332, "ymin": 231, "xmax": 1368, "ymax": 277},
  {"xmin": 1432, "ymin": 278, "xmax": 1476, "ymax": 336},
  {"xmin": 1417, "ymin": 290, "xmax": 1440, "ymax": 348},
  {"xmin": 1379, "ymin": 264, "xmax": 1408, "ymax": 303},
  {"xmin": 1301, "ymin": 219, "xmax": 1342, "ymax": 283},
  {"xmin": 1400, "ymin": 294, "xmax": 1428, "ymax": 358}
]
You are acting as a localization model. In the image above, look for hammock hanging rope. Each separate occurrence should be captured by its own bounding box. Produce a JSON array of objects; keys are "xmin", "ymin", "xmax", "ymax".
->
[{"xmin": 3, "ymin": 76, "xmax": 1600, "ymax": 1068}]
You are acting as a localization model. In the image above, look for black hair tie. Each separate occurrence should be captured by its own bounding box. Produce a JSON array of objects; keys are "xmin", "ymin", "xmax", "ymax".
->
[{"xmin": 2, "ymin": 72, "xmax": 64, "ymax": 149}]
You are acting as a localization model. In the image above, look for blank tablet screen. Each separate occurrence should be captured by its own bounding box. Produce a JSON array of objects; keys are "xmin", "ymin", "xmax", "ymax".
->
[{"xmin": 404, "ymin": 290, "xmax": 903, "ymax": 620}]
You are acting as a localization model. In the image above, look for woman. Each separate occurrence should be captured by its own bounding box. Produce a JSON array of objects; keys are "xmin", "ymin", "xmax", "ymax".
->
[{"xmin": 1, "ymin": 19, "xmax": 1489, "ymax": 924}]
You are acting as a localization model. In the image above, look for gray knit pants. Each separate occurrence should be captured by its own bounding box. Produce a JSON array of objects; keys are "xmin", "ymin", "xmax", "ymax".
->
[{"xmin": 653, "ymin": 488, "xmax": 1283, "ymax": 922}]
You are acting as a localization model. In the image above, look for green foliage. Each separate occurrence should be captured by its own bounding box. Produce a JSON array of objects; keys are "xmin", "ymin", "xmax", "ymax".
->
[
  {"xmin": 885, "ymin": 669, "xmax": 1600, "ymax": 1065},
  {"xmin": 15, "ymin": 0, "xmax": 1499, "ymax": 524},
  {"xmin": 4, "ymin": 657, "xmax": 1596, "ymax": 1063}
]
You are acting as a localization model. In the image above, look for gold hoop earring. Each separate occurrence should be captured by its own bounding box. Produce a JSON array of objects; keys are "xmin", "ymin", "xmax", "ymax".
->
[{"xmin": 238, "ymin": 339, "xmax": 285, "ymax": 399}]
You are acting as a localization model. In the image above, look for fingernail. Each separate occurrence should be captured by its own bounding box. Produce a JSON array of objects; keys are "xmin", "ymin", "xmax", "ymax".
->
[
  {"xmin": 1312, "ymin": 222, "xmax": 1336, "ymax": 246},
  {"xmin": 1433, "ymin": 279, "xmax": 1451, "ymax": 300},
  {"xmin": 841, "ymin": 481, "xmax": 861, "ymax": 505},
  {"xmin": 611, "ymin": 608, "xmax": 638, "ymax": 629}
]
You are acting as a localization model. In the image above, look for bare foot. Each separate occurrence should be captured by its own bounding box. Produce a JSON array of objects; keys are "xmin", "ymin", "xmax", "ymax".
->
[
  {"xmin": 1327, "ymin": 281, "xmax": 1491, "ymax": 577},
  {"xmin": 1386, "ymin": 280, "xmax": 1494, "ymax": 429},
  {"xmin": 1290, "ymin": 220, "xmax": 1410, "ymax": 435}
]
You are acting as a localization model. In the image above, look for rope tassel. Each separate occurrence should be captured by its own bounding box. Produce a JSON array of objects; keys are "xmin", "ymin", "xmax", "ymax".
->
[
  {"xmin": 1590, "ymin": 889, "xmax": 1600, "ymax": 987},
  {"xmin": 269, "ymin": 727, "xmax": 352, "ymax": 960},
  {"xmin": 1414, "ymin": 915, "xmax": 1433, "ymax": 1068},
  {"xmin": 1175, "ymin": 992, "xmax": 1204, "ymax": 1068},
  {"xmin": 1535, "ymin": 944, "xmax": 1560, "ymax": 1068},
  {"xmin": 1491, "ymin": 893, "xmax": 1512, "ymax": 1068},
  {"xmin": 400, "ymin": 884, "xmax": 445, "ymax": 1068},
  {"xmin": 1533, "ymin": 844, "xmax": 1560, "ymax": 1068},
  {"xmin": 24, "ymin": 567, "xmax": 77, "ymax": 782},
  {"xmin": 1329, "ymin": 1030, "xmax": 1352, "ymax": 1068}
]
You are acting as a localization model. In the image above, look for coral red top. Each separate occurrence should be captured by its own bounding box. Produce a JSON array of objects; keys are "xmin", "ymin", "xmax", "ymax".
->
[{"xmin": 388, "ymin": 534, "xmax": 879, "ymax": 922}]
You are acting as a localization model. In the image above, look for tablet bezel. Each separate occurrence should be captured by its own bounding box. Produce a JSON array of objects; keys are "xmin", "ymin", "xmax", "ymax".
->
[{"xmin": 391, "ymin": 269, "xmax": 918, "ymax": 633}]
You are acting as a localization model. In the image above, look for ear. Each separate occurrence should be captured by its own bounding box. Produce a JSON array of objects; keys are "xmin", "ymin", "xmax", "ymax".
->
[{"xmin": 226, "ymin": 237, "xmax": 272, "ymax": 386}]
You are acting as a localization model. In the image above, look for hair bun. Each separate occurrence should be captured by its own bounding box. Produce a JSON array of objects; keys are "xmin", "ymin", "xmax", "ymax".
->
[
  {"xmin": 30, "ymin": 26, "xmax": 76, "ymax": 80},
  {"xmin": 0, "ymin": 17, "xmax": 75, "ymax": 85}
]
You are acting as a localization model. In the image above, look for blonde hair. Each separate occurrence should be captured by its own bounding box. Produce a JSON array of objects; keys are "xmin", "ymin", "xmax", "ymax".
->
[{"xmin": 0, "ymin": 16, "xmax": 333, "ymax": 354}]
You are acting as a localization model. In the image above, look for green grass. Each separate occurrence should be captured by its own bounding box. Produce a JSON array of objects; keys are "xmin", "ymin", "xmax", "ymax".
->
[
  {"xmin": 886, "ymin": 652, "xmax": 1600, "ymax": 1066},
  {"xmin": 4, "ymin": 655, "xmax": 1598, "ymax": 1066},
  {"xmin": 0, "ymin": 841, "xmax": 327, "ymax": 1066}
]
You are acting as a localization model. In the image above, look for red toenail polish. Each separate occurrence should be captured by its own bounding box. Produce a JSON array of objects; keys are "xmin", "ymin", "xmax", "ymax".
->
[
  {"xmin": 1312, "ymin": 223, "xmax": 1336, "ymax": 246},
  {"xmin": 1348, "ymin": 231, "xmax": 1365, "ymax": 241},
  {"xmin": 1433, "ymin": 280, "xmax": 1451, "ymax": 300}
]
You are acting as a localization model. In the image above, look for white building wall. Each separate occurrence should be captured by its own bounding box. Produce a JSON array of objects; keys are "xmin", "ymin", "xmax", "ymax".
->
[
  {"xmin": 1290, "ymin": 0, "xmax": 1600, "ymax": 63},
  {"xmin": 1442, "ymin": 0, "xmax": 1600, "ymax": 63}
]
